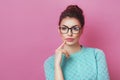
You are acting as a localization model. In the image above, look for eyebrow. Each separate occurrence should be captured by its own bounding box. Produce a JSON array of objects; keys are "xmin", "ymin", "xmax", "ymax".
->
[{"xmin": 61, "ymin": 25, "xmax": 79, "ymax": 27}]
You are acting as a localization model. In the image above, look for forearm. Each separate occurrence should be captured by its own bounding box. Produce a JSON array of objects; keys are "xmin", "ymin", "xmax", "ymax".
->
[{"xmin": 55, "ymin": 64, "xmax": 64, "ymax": 80}]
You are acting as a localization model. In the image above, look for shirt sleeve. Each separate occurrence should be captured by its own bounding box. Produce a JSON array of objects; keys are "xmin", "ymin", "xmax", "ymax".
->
[
  {"xmin": 44, "ymin": 54, "xmax": 66, "ymax": 80},
  {"xmin": 44, "ymin": 57, "xmax": 55, "ymax": 80},
  {"xmin": 95, "ymin": 49, "xmax": 110, "ymax": 80}
]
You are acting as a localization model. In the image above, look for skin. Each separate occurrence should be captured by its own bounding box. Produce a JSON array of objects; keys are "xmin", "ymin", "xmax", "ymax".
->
[{"xmin": 55, "ymin": 17, "xmax": 84, "ymax": 80}]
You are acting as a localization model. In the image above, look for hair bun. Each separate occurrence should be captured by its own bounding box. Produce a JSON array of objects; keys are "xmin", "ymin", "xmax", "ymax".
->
[
  {"xmin": 59, "ymin": 4, "xmax": 85, "ymax": 27},
  {"xmin": 66, "ymin": 5, "xmax": 83, "ymax": 14}
]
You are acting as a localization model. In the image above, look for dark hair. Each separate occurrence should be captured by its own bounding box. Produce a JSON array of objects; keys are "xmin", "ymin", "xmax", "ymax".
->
[{"xmin": 58, "ymin": 5, "xmax": 85, "ymax": 28}]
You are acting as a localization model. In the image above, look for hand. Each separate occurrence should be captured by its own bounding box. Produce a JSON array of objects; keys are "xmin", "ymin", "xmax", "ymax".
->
[{"xmin": 55, "ymin": 41, "xmax": 69, "ymax": 66}]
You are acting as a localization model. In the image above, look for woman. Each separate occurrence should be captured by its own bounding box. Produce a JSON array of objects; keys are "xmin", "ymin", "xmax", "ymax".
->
[{"xmin": 44, "ymin": 5, "xmax": 110, "ymax": 80}]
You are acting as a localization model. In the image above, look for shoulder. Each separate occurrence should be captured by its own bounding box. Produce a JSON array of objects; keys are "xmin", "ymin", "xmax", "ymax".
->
[
  {"xmin": 83, "ymin": 46, "xmax": 105, "ymax": 56},
  {"xmin": 44, "ymin": 55, "xmax": 55, "ymax": 77},
  {"xmin": 93, "ymin": 47, "xmax": 105, "ymax": 57},
  {"xmin": 44, "ymin": 55, "xmax": 55, "ymax": 67}
]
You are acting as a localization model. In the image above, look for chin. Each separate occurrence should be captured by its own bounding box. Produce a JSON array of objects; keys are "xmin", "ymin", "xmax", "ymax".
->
[{"xmin": 66, "ymin": 41, "xmax": 76, "ymax": 46}]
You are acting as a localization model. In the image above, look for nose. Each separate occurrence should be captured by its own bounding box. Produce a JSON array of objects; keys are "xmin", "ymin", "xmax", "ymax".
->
[{"xmin": 67, "ymin": 29, "xmax": 73, "ymax": 36}]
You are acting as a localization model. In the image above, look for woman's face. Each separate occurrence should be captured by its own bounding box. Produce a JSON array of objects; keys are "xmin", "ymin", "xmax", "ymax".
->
[{"xmin": 59, "ymin": 17, "xmax": 83, "ymax": 46}]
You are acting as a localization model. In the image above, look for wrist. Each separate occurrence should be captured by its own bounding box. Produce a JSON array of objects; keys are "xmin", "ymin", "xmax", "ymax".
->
[{"xmin": 55, "ymin": 63, "xmax": 61, "ymax": 67}]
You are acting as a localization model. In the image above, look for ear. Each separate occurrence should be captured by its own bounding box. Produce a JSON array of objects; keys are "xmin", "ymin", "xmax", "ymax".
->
[{"xmin": 80, "ymin": 27, "xmax": 84, "ymax": 34}]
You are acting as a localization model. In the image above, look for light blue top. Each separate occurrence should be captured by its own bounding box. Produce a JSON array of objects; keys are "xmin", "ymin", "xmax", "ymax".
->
[{"xmin": 44, "ymin": 46, "xmax": 110, "ymax": 80}]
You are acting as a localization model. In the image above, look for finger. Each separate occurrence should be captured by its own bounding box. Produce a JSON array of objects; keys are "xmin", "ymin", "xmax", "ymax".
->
[
  {"xmin": 58, "ymin": 41, "xmax": 66, "ymax": 49},
  {"xmin": 62, "ymin": 49, "xmax": 70, "ymax": 58}
]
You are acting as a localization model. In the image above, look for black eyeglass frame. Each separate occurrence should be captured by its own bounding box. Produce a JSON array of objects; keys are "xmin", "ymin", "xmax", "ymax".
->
[{"xmin": 59, "ymin": 25, "xmax": 82, "ymax": 34}]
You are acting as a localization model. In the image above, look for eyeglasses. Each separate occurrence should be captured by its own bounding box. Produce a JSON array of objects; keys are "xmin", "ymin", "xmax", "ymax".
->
[{"xmin": 59, "ymin": 25, "xmax": 82, "ymax": 34}]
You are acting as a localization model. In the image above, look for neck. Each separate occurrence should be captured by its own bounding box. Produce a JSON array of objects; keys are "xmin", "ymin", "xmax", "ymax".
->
[{"xmin": 64, "ymin": 42, "xmax": 82, "ymax": 55}]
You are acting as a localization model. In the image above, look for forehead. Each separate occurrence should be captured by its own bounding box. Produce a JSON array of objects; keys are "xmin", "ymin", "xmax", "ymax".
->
[{"xmin": 60, "ymin": 17, "xmax": 81, "ymax": 27}]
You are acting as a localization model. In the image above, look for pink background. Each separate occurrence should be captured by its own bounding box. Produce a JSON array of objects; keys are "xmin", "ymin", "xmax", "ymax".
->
[{"xmin": 0, "ymin": 0, "xmax": 120, "ymax": 80}]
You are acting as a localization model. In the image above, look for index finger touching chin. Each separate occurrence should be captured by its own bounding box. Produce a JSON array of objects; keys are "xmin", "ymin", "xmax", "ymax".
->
[{"xmin": 58, "ymin": 41, "xmax": 66, "ymax": 49}]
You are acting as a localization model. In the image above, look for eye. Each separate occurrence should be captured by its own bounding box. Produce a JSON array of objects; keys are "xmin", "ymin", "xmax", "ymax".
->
[
  {"xmin": 72, "ymin": 27, "xmax": 80, "ymax": 31},
  {"xmin": 61, "ymin": 27, "xmax": 68, "ymax": 30}
]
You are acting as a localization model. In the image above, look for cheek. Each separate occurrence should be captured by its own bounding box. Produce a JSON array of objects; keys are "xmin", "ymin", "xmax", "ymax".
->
[
  {"xmin": 74, "ymin": 34, "xmax": 81, "ymax": 38},
  {"xmin": 59, "ymin": 33, "xmax": 65, "ymax": 39},
  {"xmin": 61, "ymin": 34, "xmax": 66, "ymax": 39}
]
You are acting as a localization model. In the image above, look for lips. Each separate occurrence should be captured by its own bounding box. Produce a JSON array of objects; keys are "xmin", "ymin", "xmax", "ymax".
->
[{"xmin": 66, "ymin": 38, "xmax": 74, "ymax": 42}]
